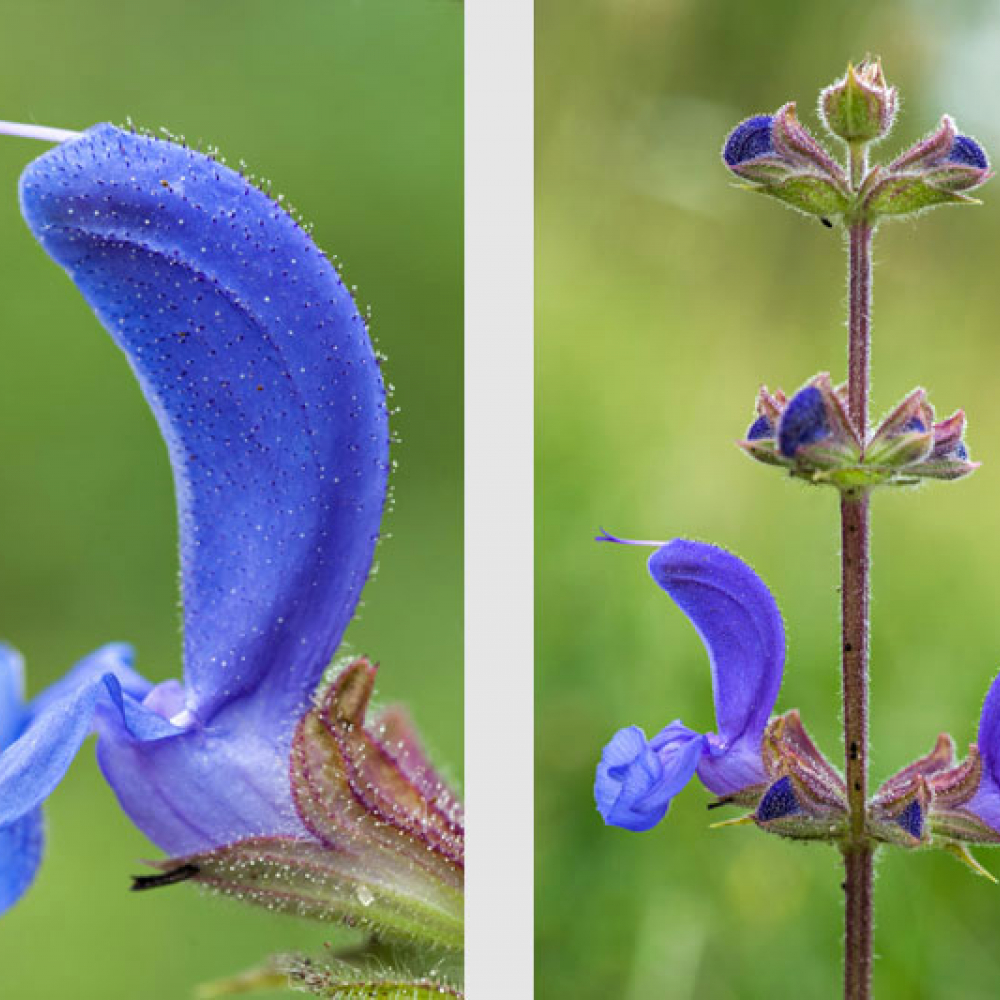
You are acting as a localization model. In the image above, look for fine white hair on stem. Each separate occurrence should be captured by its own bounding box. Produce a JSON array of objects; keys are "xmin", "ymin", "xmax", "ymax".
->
[{"xmin": 0, "ymin": 120, "xmax": 83, "ymax": 143}]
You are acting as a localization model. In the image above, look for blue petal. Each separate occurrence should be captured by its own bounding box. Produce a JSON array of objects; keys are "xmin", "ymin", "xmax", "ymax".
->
[
  {"xmin": 647, "ymin": 540, "xmax": 784, "ymax": 796},
  {"xmin": 698, "ymin": 736, "xmax": 770, "ymax": 797},
  {"xmin": 0, "ymin": 807, "xmax": 43, "ymax": 915},
  {"xmin": 595, "ymin": 723, "xmax": 703, "ymax": 832},
  {"xmin": 0, "ymin": 646, "xmax": 147, "ymax": 829},
  {"xmin": 96, "ymin": 693, "xmax": 307, "ymax": 854},
  {"xmin": 19, "ymin": 125, "xmax": 390, "ymax": 728},
  {"xmin": 26, "ymin": 643, "xmax": 146, "ymax": 724},
  {"xmin": 947, "ymin": 134, "xmax": 988, "ymax": 170},
  {"xmin": 0, "ymin": 644, "xmax": 26, "ymax": 750},
  {"xmin": 723, "ymin": 115, "xmax": 774, "ymax": 166},
  {"xmin": 777, "ymin": 386, "xmax": 830, "ymax": 458}
]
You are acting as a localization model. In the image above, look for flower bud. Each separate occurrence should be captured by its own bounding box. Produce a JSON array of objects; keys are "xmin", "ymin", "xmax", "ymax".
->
[
  {"xmin": 723, "ymin": 115, "xmax": 774, "ymax": 167},
  {"xmin": 947, "ymin": 134, "xmax": 989, "ymax": 170},
  {"xmin": 869, "ymin": 774, "xmax": 932, "ymax": 847},
  {"xmin": 739, "ymin": 374, "xmax": 861, "ymax": 486},
  {"xmin": 864, "ymin": 116, "xmax": 991, "ymax": 219},
  {"xmin": 820, "ymin": 59, "xmax": 898, "ymax": 144},
  {"xmin": 722, "ymin": 105, "xmax": 850, "ymax": 221},
  {"xmin": 890, "ymin": 115, "xmax": 959, "ymax": 171},
  {"xmin": 740, "ymin": 378, "xmax": 978, "ymax": 490},
  {"xmin": 778, "ymin": 385, "xmax": 831, "ymax": 457},
  {"xmin": 749, "ymin": 712, "xmax": 848, "ymax": 842}
]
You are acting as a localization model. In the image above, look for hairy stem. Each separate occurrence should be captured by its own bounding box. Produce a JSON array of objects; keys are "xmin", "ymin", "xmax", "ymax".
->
[
  {"xmin": 842, "ymin": 143, "xmax": 873, "ymax": 1000},
  {"xmin": 841, "ymin": 491, "xmax": 872, "ymax": 1000}
]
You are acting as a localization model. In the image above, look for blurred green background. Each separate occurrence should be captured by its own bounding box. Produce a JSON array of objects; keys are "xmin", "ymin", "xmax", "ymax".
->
[
  {"xmin": 538, "ymin": 1, "xmax": 1000, "ymax": 997},
  {"xmin": 0, "ymin": 2, "xmax": 461, "ymax": 997}
]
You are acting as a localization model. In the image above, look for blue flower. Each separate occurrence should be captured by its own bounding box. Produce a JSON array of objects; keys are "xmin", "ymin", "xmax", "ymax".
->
[
  {"xmin": 595, "ymin": 723, "xmax": 705, "ymax": 832},
  {"xmin": 594, "ymin": 538, "xmax": 785, "ymax": 831},
  {"xmin": 0, "ymin": 124, "xmax": 389, "ymax": 912}
]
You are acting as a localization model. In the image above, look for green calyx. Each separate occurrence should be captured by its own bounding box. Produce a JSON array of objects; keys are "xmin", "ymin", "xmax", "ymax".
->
[{"xmin": 820, "ymin": 60, "xmax": 898, "ymax": 145}]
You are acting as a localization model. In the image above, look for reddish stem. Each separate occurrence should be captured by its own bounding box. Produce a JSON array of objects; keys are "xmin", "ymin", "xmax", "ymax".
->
[
  {"xmin": 841, "ymin": 492, "xmax": 872, "ymax": 1000},
  {"xmin": 842, "ymin": 167, "xmax": 874, "ymax": 998}
]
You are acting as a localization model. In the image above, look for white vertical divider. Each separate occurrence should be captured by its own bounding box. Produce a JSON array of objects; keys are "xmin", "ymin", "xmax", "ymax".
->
[{"xmin": 465, "ymin": 1, "xmax": 534, "ymax": 995}]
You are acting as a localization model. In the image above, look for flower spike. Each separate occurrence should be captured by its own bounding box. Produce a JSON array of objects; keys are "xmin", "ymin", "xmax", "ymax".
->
[
  {"xmin": 740, "ymin": 376, "xmax": 978, "ymax": 491},
  {"xmin": 724, "ymin": 64, "xmax": 991, "ymax": 225}
]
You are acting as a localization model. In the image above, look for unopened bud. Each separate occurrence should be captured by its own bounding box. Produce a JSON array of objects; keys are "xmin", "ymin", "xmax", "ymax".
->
[{"xmin": 820, "ymin": 59, "xmax": 898, "ymax": 145}]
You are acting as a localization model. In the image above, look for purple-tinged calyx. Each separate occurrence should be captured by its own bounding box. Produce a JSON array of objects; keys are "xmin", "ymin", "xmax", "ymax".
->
[
  {"xmin": 739, "ymin": 375, "xmax": 861, "ymax": 484},
  {"xmin": 819, "ymin": 59, "xmax": 898, "ymax": 145},
  {"xmin": 291, "ymin": 658, "xmax": 463, "ymax": 876},
  {"xmin": 888, "ymin": 115, "xmax": 990, "ymax": 183},
  {"xmin": 889, "ymin": 114, "xmax": 961, "ymax": 173},
  {"xmin": 868, "ymin": 390, "xmax": 978, "ymax": 479},
  {"xmin": 867, "ymin": 683, "xmax": 1000, "ymax": 880},
  {"xmin": 595, "ymin": 539, "xmax": 787, "ymax": 833},
  {"xmin": 751, "ymin": 710, "xmax": 848, "ymax": 841},
  {"xmin": 723, "ymin": 104, "xmax": 850, "ymax": 221},
  {"xmin": 867, "ymin": 737, "xmax": 944, "ymax": 848},
  {"xmin": 861, "ymin": 114, "xmax": 991, "ymax": 219},
  {"xmin": 134, "ymin": 659, "xmax": 464, "ymax": 948},
  {"xmin": 740, "ymin": 377, "xmax": 978, "ymax": 490}
]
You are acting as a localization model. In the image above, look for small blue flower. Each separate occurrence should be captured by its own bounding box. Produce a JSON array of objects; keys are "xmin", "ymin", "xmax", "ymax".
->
[
  {"xmin": 947, "ymin": 134, "xmax": 989, "ymax": 170},
  {"xmin": 0, "ymin": 124, "xmax": 389, "ymax": 912},
  {"xmin": 595, "ymin": 539, "xmax": 785, "ymax": 831},
  {"xmin": 723, "ymin": 115, "xmax": 774, "ymax": 166}
]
